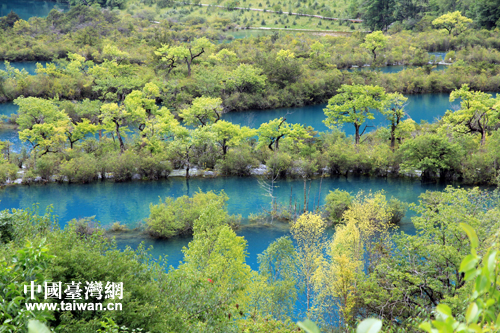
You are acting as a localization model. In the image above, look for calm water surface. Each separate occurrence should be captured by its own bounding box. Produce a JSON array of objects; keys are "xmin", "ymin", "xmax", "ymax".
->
[
  {"xmin": 0, "ymin": 0, "xmax": 68, "ymax": 20},
  {"xmin": 0, "ymin": 176, "xmax": 449, "ymax": 268},
  {"xmin": 223, "ymin": 93, "xmax": 459, "ymax": 134},
  {"xmin": 0, "ymin": 61, "xmax": 49, "ymax": 75}
]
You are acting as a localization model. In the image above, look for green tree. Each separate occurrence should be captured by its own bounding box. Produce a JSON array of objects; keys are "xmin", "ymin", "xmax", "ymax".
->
[
  {"xmin": 257, "ymin": 118, "xmax": 311, "ymax": 151},
  {"xmin": 442, "ymin": 84, "xmax": 500, "ymax": 146},
  {"xmin": 381, "ymin": 92, "xmax": 408, "ymax": 149},
  {"xmin": 256, "ymin": 237, "xmax": 299, "ymax": 321},
  {"xmin": 155, "ymin": 37, "xmax": 213, "ymax": 76},
  {"xmin": 99, "ymin": 103, "xmax": 133, "ymax": 152},
  {"xmin": 225, "ymin": 64, "xmax": 267, "ymax": 93},
  {"xmin": 432, "ymin": 11, "xmax": 473, "ymax": 35},
  {"xmin": 290, "ymin": 213, "xmax": 327, "ymax": 314},
  {"xmin": 180, "ymin": 201, "xmax": 252, "ymax": 315},
  {"xmin": 474, "ymin": 0, "xmax": 500, "ymax": 29},
  {"xmin": 211, "ymin": 120, "xmax": 256, "ymax": 156},
  {"xmin": 361, "ymin": 187, "xmax": 500, "ymax": 327},
  {"xmin": 324, "ymin": 189, "xmax": 353, "ymax": 224},
  {"xmin": 360, "ymin": 31, "xmax": 388, "ymax": 61},
  {"xmin": 419, "ymin": 224, "xmax": 500, "ymax": 333},
  {"xmin": 89, "ymin": 59, "xmax": 145, "ymax": 101},
  {"xmin": 323, "ymin": 84, "xmax": 386, "ymax": 145},
  {"xmin": 15, "ymin": 97, "xmax": 68, "ymax": 156},
  {"xmin": 169, "ymin": 126, "xmax": 216, "ymax": 178},
  {"xmin": 63, "ymin": 118, "xmax": 99, "ymax": 149},
  {"xmin": 179, "ymin": 96, "xmax": 225, "ymax": 127},
  {"xmin": 147, "ymin": 190, "xmax": 231, "ymax": 238},
  {"xmin": 123, "ymin": 82, "xmax": 161, "ymax": 134},
  {"xmin": 361, "ymin": 0, "xmax": 396, "ymax": 31},
  {"xmin": 400, "ymin": 133, "xmax": 463, "ymax": 180}
]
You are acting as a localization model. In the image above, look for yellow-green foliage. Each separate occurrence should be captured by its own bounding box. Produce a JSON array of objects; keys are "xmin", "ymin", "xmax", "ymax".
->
[
  {"xmin": 432, "ymin": 11, "xmax": 473, "ymax": 35},
  {"xmin": 290, "ymin": 212, "xmax": 327, "ymax": 314},
  {"xmin": 312, "ymin": 191, "xmax": 393, "ymax": 329},
  {"xmin": 147, "ymin": 189, "xmax": 234, "ymax": 238}
]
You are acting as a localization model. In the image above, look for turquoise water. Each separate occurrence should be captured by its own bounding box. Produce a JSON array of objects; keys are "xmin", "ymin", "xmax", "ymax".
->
[
  {"xmin": 429, "ymin": 52, "xmax": 448, "ymax": 62},
  {"xmin": 0, "ymin": 102, "xmax": 17, "ymax": 117},
  {"xmin": 0, "ymin": 61, "xmax": 49, "ymax": 75},
  {"xmin": 223, "ymin": 93, "xmax": 457, "ymax": 135},
  {"xmin": 0, "ymin": 176, "xmax": 449, "ymax": 268},
  {"xmin": 0, "ymin": 102, "xmax": 23, "ymax": 150},
  {"xmin": 0, "ymin": 0, "xmax": 68, "ymax": 21},
  {"xmin": 347, "ymin": 64, "xmax": 448, "ymax": 73}
]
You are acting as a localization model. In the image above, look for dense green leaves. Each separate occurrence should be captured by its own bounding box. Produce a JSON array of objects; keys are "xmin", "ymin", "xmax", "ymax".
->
[{"xmin": 324, "ymin": 84, "xmax": 386, "ymax": 145}]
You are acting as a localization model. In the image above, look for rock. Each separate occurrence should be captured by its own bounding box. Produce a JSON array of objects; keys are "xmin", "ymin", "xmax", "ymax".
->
[
  {"xmin": 169, "ymin": 169, "xmax": 187, "ymax": 177},
  {"xmin": 132, "ymin": 174, "xmax": 141, "ymax": 180},
  {"xmin": 251, "ymin": 164, "xmax": 268, "ymax": 175},
  {"xmin": 14, "ymin": 179, "xmax": 23, "ymax": 184}
]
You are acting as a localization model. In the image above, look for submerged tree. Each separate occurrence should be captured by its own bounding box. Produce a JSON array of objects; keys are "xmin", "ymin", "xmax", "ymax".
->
[{"xmin": 290, "ymin": 213, "xmax": 327, "ymax": 314}]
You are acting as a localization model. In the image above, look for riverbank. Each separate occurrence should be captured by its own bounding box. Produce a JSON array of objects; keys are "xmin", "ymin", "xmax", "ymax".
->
[{"xmin": 2, "ymin": 164, "xmax": 424, "ymax": 186}]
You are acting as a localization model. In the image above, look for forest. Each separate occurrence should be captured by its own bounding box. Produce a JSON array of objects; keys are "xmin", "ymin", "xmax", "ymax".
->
[{"xmin": 1, "ymin": 1, "xmax": 500, "ymax": 333}]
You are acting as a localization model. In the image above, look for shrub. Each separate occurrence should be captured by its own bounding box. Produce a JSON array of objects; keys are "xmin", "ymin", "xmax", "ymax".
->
[
  {"xmin": 60, "ymin": 155, "xmax": 99, "ymax": 183},
  {"xmin": 35, "ymin": 154, "xmax": 60, "ymax": 180},
  {"xmin": 387, "ymin": 197, "xmax": 407, "ymax": 225},
  {"xmin": 147, "ymin": 190, "xmax": 239, "ymax": 238},
  {"xmin": 105, "ymin": 151, "xmax": 138, "ymax": 182},
  {"xmin": 110, "ymin": 222, "xmax": 128, "ymax": 232},
  {"xmin": 265, "ymin": 151, "xmax": 292, "ymax": 178},
  {"xmin": 216, "ymin": 147, "xmax": 259, "ymax": 176},
  {"xmin": 324, "ymin": 189, "xmax": 353, "ymax": 223},
  {"xmin": 0, "ymin": 162, "xmax": 18, "ymax": 183},
  {"xmin": 157, "ymin": 0, "xmax": 171, "ymax": 8},
  {"xmin": 137, "ymin": 154, "xmax": 172, "ymax": 180}
]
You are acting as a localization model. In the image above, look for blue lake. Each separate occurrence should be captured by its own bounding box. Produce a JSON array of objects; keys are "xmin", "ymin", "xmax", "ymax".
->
[
  {"xmin": 223, "ymin": 93, "xmax": 458, "ymax": 134},
  {"xmin": 0, "ymin": 0, "xmax": 68, "ymax": 21},
  {"xmin": 0, "ymin": 175, "xmax": 449, "ymax": 269},
  {"xmin": 0, "ymin": 61, "xmax": 49, "ymax": 75}
]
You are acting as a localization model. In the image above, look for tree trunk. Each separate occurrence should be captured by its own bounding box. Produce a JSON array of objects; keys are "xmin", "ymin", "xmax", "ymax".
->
[
  {"xmin": 115, "ymin": 122, "xmax": 125, "ymax": 153},
  {"xmin": 186, "ymin": 58, "xmax": 191, "ymax": 76},
  {"xmin": 354, "ymin": 123, "xmax": 360, "ymax": 145},
  {"xmin": 481, "ymin": 128, "xmax": 486, "ymax": 146},
  {"xmin": 222, "ymin": 139, "xmax": 227, "ymax": 156},
  {"xmin": 390, "ymin": 122, "xmax": 396, "ymax": 150},
  {"xmin": 303, "ymin": 179, "xmax": 307, "ymax": 213}
]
